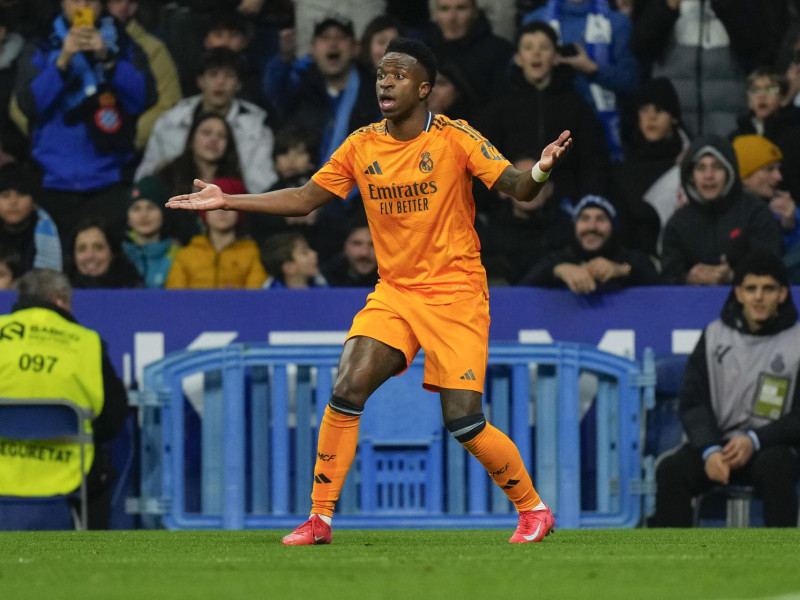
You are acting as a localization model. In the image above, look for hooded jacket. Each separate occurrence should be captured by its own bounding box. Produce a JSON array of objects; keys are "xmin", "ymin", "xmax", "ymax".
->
[
  {"xmin": 679, "ymin": 287, "xmax": 800, "ymax": 454},
  {"xmin": 660, "ymin": 135, "xmax": 782, "ymax": 283}
]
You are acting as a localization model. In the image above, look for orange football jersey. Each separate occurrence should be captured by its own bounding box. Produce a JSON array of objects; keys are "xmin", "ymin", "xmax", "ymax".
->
[{"xmin": 312, "ymin": 112, "xmax": 511, "ymax": 304}]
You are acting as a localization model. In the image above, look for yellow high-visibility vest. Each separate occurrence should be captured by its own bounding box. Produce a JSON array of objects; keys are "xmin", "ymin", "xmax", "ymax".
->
[{"xmin": 0, "ymin": 308, "xmax": 104, "ymax": 496}]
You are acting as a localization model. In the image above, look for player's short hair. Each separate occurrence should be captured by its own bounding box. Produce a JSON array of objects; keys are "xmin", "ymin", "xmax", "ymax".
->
[{"xmin": 384, "ymin": 37, "xmax": 437, "ymax": 86}]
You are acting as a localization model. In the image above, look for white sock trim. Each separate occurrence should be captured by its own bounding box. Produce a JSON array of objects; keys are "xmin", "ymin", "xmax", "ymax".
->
[{"xmin": 311, "ymin": 513, "xmax": 332, "ymax": 526}]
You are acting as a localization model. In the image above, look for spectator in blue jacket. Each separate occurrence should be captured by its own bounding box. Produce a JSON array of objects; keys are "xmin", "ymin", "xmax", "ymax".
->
[
  {"xmin": 122, "ymin": 175, "xmax": 180, "ymax": 289},
  {"xmin": 14, "ymin": 0, "xmax": 155, "ymax": 241},
  {"xmin": 522, "ymin": 0, "xmax": 638, "ymax": 161}
]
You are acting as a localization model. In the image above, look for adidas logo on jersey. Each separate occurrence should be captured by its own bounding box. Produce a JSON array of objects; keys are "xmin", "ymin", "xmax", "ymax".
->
[
  {"xmin": 364, "ymin": 160, "xmax": 383, "ymax": 175},
  {"xmin": 460, "ymin": 369, "xmax": 476, "ymax": 381}
]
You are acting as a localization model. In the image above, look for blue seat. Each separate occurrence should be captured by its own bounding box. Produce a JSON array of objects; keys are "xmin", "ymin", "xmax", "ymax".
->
[
  {"xmin": 646, "ymin": 354, "xmax": 688, "ymax": 458},
  {"xmin": 357, "ymin": 365, "xmax": 444, "ymax": 514},
  {"xmin": 0, "ymin": 398, "xmax": 92, "ymax": 530}
]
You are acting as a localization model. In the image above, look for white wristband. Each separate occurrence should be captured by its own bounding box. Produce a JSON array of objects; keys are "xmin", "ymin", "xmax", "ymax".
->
[{"xmin": 531, "ymin": 161, "xmax": 550, "ymax": 183}]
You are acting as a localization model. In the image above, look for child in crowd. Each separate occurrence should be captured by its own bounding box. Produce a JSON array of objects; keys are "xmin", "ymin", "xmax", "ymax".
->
[
  {"xmin": 261, "ymin": 231, "xmax": 327, "ymax": 289},
  {"xmin": 730, "ymin": 67, "xmax": 800, "ymax": 201},
  {"xmin": 248, "ymin": 126, "xmax": 323, "ymax": 250},
  {"xmin": 0, "ymin": 245, "xmax": 23, "ymax": 290},
  {"xmin": 0, "ymin": 162, "xmax": 61, "ymax": 273},
  {"xmin": 66, "ymin": 218, "xmax": 144, "ymax": 289},
  {"xmin": 122, "ymin": 177, "xmax": 181, "ymax": 288},
  {"xmin": 166, "ymin": 177, "xmax": 267, "ymax": 289}
]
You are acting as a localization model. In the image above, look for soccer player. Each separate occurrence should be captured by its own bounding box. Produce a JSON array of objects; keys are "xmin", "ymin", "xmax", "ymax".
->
[{"xmin": 167, "ymin": 38, "xmax": 572, "ymax": 545}]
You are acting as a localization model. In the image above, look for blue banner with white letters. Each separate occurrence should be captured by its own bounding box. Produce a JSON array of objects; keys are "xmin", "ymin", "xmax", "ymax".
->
[{"xmin": 0, "ymin": 286, "xmax": 761, "ymax": 386}]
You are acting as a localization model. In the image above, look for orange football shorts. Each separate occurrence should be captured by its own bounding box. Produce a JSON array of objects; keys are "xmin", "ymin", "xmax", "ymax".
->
[{"xmin": 346, "ymin": 281, "xmax": 490, "ymax": 393}]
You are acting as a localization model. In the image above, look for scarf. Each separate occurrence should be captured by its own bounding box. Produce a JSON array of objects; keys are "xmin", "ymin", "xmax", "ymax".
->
[
  {"xmin": 319, "ymin": 66, "xmax": 361, "ymax": 165},
  {"xmin": 545, "ymin": 0, "xmax": 623, "ymax": 161},
  {"xmin": 48, "ymin": 14, "xmax": 119, "ymax": 114}
]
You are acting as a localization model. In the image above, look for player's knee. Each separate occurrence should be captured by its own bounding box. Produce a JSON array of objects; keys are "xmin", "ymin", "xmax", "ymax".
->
[
  {"xmin": 328, "ymin": 395, "xmax": 365, "ymax": 417},
  {"xmin": 446, "ymin": 413, "xmax": 486, "ymax": 443}
]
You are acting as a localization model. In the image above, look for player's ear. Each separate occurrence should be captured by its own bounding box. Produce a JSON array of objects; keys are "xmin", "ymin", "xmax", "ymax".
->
[{"xmin": 419, "ymin": 81, "xmax": 431, "ymax": 101}]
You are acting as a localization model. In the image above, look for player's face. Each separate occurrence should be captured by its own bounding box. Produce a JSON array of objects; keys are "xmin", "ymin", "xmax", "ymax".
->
[
  {"xmin": 74, "ymin": 226, "xmax": 112, "ymax": 277},
  {"xmin": 575, "ymin": 207, "xmax": 612, "ymax": 252},
  {"xmin": 376, "ymin": 52, "xmax": 430, "ymax": 119},
  {"xmin": 128, "ymin": 199, "xmax": 164, "ymax": 238},
  {"xmin": 312, "ymin": 27, "xmax": 357, "ymax": 79},
  {"xmin": 0, "ymin": 189, "xmax": 34, "ymax": 226},
  {"xmin": 514, "ymin": 31, "xmax": 556, "ymax": 86},
  {"xmin": 691, "ymin": 155, "xmax": 728, "ymax": 202},
  {"xmin": 638, "ymin": 104, "xmax": 675, "ymax": 142},
  {"xmin": 434, "ymin": 0, "xmax": 476, "ymax": 41},
  {"xmin": 735, "ymin": 274, "xmax": 787, "ymax": 332},
  {"xmin": 742, "ymin": 161, "xmax": 782, "ymax": 199},
  {"xmin": 344, "ymin": 227, "xmax": 377, "ymax": 276}
]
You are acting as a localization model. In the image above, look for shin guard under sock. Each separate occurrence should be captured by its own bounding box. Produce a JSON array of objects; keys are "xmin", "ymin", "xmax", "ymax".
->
[
  {"xmin": 310, "ymin": 399, "xmax": 362, "ymax": 517},
  {"xmin": 460, "ymin": 422, "xmax": 541, "ymax": 512}
]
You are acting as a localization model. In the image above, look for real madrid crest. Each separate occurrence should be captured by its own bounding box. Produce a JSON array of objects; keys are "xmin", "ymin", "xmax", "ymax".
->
[{"xmin": 419, "ymin": 151, "xmax": 433, "ymax": 173}]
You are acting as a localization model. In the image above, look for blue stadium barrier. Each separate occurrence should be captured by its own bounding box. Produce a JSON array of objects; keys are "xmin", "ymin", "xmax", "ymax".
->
[{"xmin": 129, "ymin": 342, "xmax": 655, "ymax": 530}]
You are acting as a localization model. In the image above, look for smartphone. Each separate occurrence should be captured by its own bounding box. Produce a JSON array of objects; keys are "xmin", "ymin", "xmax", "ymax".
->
[
  {"xmin": 72, "ymin": 7, "xmax": 95, "ymax": 27},
  {"xmin": 559, "ymin": 43, "xmax": 579, "ymax": 57}
]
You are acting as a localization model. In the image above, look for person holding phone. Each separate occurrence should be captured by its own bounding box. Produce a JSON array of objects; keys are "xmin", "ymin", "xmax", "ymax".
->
[{"xmin": 14, "ymin": 0, "xmax": 156, "ymax": 243}]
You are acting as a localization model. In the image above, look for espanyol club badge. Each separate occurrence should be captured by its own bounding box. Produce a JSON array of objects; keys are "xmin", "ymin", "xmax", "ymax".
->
[{"xmin": 94, "ymin": 92, "xmax": 122, "ymax": 134}]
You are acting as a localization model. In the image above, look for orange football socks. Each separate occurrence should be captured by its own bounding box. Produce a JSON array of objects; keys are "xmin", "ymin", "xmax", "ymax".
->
[
  {"xmin": 461, "ymin": 423, "xmax": 541, "ymax": 512},
  {"xmin": 310, "ymin": 404, "xmax": 361, "ymax": 517}
]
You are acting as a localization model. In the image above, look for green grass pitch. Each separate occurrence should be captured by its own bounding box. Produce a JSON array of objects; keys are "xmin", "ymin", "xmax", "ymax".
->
[{"xmin": 2, "ymin": 529, "xmax": 800, "ymax": 600}]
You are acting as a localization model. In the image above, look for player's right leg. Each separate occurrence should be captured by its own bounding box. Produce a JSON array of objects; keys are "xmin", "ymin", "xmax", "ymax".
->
[{"xmin": 282, "ymin": 335, "xmax": 407, "ymax": 545}]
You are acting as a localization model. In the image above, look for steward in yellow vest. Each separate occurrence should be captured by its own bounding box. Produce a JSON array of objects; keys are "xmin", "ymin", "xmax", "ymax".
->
[{"xmin": 0, "ymin": 269, "xmax": 127, "ymax": 528}]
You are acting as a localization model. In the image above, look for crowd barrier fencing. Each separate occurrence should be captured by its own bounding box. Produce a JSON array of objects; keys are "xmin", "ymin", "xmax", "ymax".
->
[{"xmin": 128, "ymin": 342, "xmax": 656, "ymax": 530}]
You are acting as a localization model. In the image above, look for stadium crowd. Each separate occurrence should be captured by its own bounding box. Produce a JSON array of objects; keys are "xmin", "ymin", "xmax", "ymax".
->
[{"xmin": 0, "ymin": 0, "xmax": 799, "ymax": 293}]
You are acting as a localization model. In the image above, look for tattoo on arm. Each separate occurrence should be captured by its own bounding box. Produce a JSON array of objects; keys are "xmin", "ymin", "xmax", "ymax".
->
[{"xmin": 493, "ymin": 166, "xmax": 521, "ymax": 196}]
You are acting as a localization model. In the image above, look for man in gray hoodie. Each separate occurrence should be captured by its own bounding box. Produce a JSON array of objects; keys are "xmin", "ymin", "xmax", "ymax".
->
[
  {"xmin": 660, "ymin": 135, "xmax": 782, "ymax": 285},
  {"xmin": 653, "ymin": 248, "xmax": 800, "ymax": 527}
]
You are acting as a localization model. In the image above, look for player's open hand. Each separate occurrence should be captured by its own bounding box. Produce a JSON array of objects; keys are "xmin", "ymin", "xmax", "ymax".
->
[
  {"xmin": 166, "ymin": 179, "xmax": 227, "ymax": 211},
  {"xmin": 538, "ymin": 130, "xmax": 572, "ymax": 173}
]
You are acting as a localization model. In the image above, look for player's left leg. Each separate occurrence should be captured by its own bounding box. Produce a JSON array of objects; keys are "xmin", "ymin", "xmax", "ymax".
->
[{"xmin": 440, "ymin": 389, "xmax": 554, "ymax": 543}]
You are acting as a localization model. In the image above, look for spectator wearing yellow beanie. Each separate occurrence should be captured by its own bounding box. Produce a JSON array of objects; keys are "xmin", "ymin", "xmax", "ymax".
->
[{"xmin": 733, "ymin": 134, "xmax": 800, "ymax": 252}]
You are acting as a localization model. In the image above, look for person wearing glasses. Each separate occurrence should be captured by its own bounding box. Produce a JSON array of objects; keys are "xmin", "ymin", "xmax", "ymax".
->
[{"xmin": 730, "ymin": 67, "xmax": 800, "ymax": 203}]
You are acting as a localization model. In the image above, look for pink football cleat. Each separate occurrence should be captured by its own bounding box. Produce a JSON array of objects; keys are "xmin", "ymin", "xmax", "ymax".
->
[
  {"xmin": 281, "ymin": 514, "xmax": 333, "ymax": 546},
  {"xmin": 509, "ymin": 504, "xmax": 555, "ymax": 543}
]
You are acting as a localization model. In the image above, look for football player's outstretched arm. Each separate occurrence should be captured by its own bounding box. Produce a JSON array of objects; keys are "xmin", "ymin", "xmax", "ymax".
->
[
  {"xmin": 492, "ymin": 130, "xmax": 572, "ymax": 203},
  {"xmin": 166, "ymin": 178, "xmax": 338, "ymax": 217}
]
